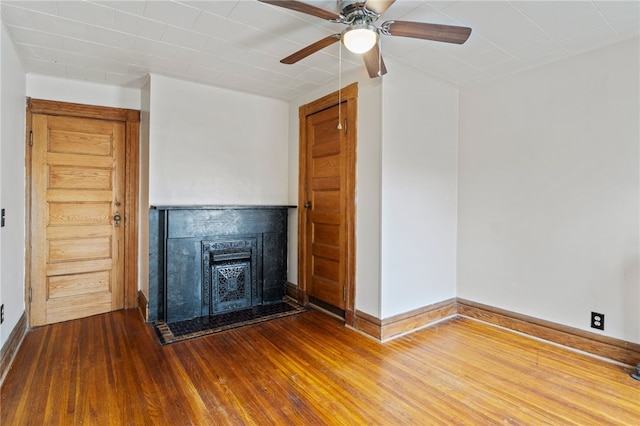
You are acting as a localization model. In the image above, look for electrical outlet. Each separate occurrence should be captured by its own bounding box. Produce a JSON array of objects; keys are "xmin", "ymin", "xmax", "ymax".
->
[
  {"xmin": 591, "ymin": 312, "xmax": 604, "ymax": 330},
  {"xmin": 0, "ymin": 304, "xmax": 4, "ymax": 324}
]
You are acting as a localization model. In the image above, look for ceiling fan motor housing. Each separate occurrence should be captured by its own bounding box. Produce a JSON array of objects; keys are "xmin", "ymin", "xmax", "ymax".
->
[{"xmin": 339, "ymin": 1, "xmax": 381, "ymax": 25}]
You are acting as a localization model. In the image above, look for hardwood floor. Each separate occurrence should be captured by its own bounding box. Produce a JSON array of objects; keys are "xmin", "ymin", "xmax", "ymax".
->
[{"xmin": 1, "ymin": 309, "xmax": 638, "ymax": 425}]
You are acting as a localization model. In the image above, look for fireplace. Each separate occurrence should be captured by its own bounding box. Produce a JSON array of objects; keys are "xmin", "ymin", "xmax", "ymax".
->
[{"xmin": 148, "ymin": 206, "xmax": 291, "ymax": 323}]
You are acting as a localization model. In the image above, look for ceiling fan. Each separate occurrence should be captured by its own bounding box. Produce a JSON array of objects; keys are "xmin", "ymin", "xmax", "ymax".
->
[{"xmin": 258, "ymin": 0, "xmax": 472, "ymax": 78}]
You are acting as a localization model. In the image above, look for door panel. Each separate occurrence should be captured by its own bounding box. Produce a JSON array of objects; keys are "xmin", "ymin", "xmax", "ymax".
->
[
  {"xmin": 31, "ymin": 114, "xmax": 125, "ymax": 326},
  {"xmin": 298, "ymin": 83, "xmax": 357, "ymax": 322},
  {"xmin": 305, "ymin": 104, "xmax": 346, "ymax": 310}
]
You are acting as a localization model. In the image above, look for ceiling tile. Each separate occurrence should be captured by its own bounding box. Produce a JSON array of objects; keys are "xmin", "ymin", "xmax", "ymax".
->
[
  {"xmin": 56, "ymin": 0, "xmax": 115, "ymax": 28},
  {"xmin": 3, "ymin": 1, "xmax": 57, "ymax": 15},
  {"xmin": 24, "ymin": 57, "xmax": 67, "ymax": 74},
  {"xmin": 133, "ymin": 36, "xmax": 181, "ymax": 58},
  {"xmin": 256, "ymin": 0, "xmax": 338, "ymax": 26},
  {"xmin": 192, "ymin": 10, "xmax": 266, "ymax": 46},
  {"xmin": 511, "ymin": 37, "xmax": 566, "ymax": 62},
  {"xmin": 428, "ymin": 35, "xmax": 512, "ymax": 72},
  {"xmin": 402, "ymin": 44, "xmax": 481, "ymax": 79},
  {"xmin": 88, "ymin": 55, "xmax": 133, "ymax": 74},
  {"xmin": 85, "ymin": 25, "xmax": 137, "ymax": 49},
  {"xmin": 37, "ymin": 47, "xmax": 89, "ymax": 68},
  {"xmin": 29, "ymin": 11, "xmax": 86, "ymax": 39},
  {"xmin": 397, "ymin": 2, "xmax": 466, "ymax": 26},
  {"xmin": 90, "ymin": 1, "xmax": 146, "ymax": 16},
  {"xmin": 13, "ymin": 43, "xmax": 43, "ymax": 59},
  {"xmin": 1, "ymin": 4, "xmax": 33, "ymax": 28},
  {"xmin": 379, "ymin": 34, "xmax": 432, "ymax": 59},
  {"xmin": 295, "ymin": 66, "xmax": 335, "ymax": 84},
  {"xmin": 66, "ymin": 64, "xmax": 106, "ymax": 81},
  {"xmin": 443, "ymin": 1, "xmax": 548, "ymax": 51},
  {"xmin": 105, "ymin": 49, "xmax": 154, "ymax": 71},
  {"xmin": 179, "ymin": 1, "xmax": 239, "ymax": 18},
  {"xmin": 518, "ymin": 3, "xmax": 609, "ymax": 43},
  {"xmin": 160, "ymin": 25, "xmax": 210, "ymax": 50},
  {"xmin": 176, "ymin": 47, "xmax": 226, "ymax": 69},
  {"xmin": 479, "ymin": 57, "xmax": 528, "ymax": 76},
  {"xmin": 143, "ymin": 1, "xmax": 202, "ymax": 30},
  {"xmin": 228, "ymin": 0, "xmax": 308, "ymax": 34},
  {"xmin": 559, "ymin": 25, "xmax": 620, "ymax": 53},
  {"xmin": 113, "ymin": 10, "xmax": 166, "ymax": 40},
  {"xmin": 378, "ymin": 1, "xmax": 426, "ymax": 20},
  {"xmin": 8, "ymin": 25, "xmax": 65, "ymax": 49},
  {"xmin": 595, "ymin": 1, "xmax": 640, "ymax": 38},
  {"xmin": 62, "ymin": 37, "xmax": 113, "ymax": 58},
  {"xmin": 426, "ymin": 1, "xmax": 458, "ymax": 12},
  {"xmin": 200, "ymin": 37, "xmax": 250, "ymax": 62}
]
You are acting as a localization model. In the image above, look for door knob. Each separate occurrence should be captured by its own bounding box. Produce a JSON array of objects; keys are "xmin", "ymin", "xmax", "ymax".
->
[
  {"xmin": 304, "ymin": 201, "xmax": 312, "ymax": 209},
  {"xmin": 114, "ymin": 213, "xmax": 122, "ymax": 226}
]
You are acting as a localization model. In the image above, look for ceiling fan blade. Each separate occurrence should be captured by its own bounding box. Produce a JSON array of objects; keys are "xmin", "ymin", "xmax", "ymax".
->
[
  {"xmin": 258, "ymin": 0, "xmax": 340, "ymax": 21},
  {"xmin": 362, "ymin": 44, "xmax": 387, "ymax": 78},
  {"xmin": 281, "ymin": 34, "xmax": 341, "ymax": 64},
  {"xmin": 383, "ymin": 20, "xmax": 472, "ymax": 44},
  {"xmin": 364, "ymin": 0, "xmax": 396, "ymax": 15}
]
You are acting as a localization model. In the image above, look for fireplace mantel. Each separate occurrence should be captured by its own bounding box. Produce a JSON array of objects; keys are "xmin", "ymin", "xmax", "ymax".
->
[{"xmin": 148, "ymin": 205, "xmax": 293, "ymax": 323}]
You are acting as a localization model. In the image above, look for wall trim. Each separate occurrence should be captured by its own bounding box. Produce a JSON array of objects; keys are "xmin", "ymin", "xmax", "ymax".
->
[
  {"xmin": 138, "ymin": 291, "xmax": 148, "ymax": 321},
  {"xmin": 457, "ymin": 299, "xmax": 640, "ymax": 367},
  {"xmin": 354, "ymin": 310, "xmax": 382, "ymax": 340},
  {"xmin": 354, "ymin": 298, "xmax": 457, "ymax": 342},
  {"xmin": 0, "ymin": 312, "xmax": 28, "ymax": 385},
  {"xmin": 351, "ymin": 298, "xmax": 640, "ymax": 366},
  {"xmin": 285, "ymin": 282, "xmax": 298, "ymax": 300},
  {"xmin": 381, "ymin": 298, "xmax": 458, "ymax": 341}
]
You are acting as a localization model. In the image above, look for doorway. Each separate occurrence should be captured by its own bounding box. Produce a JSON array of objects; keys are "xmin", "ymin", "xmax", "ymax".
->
[
  {"xmin": 26, "ymin": 99, "xmax": 139, "ymax": 327},
  {"xmin": 298, "ymin": 83, "xmax": 357, "ymax": 325}
]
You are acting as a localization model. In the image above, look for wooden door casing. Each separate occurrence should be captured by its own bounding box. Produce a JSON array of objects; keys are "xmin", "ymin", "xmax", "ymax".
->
[
  {"xmin": 298, "ymin": 84, "xmax": 357, "ymax": 324},
  {"xmin": 26, "ymin": 99, "xmax": 140, "ymax": 327}
]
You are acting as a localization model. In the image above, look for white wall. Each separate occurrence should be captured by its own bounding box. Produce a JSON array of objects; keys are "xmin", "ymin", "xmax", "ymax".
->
[
  {"xmin": 288, "ymin": 67, "xmax": 384, "ymax": 318},
  {"xmin": 0, "ymin": 22, "xmax": 26, "ymax": 349},
  {"xmin": 458, "ymin": 37, "xmax": 640, "ymax": 343},
  {"xmin": 26, "ymin": 74, "xmax": 140, "ymax": 110},
  {"xmin": 147, "ymin": 74, "xmax": 289, "ymax": 206},
  {"xmin": 380, "ymin": 63, "xmax": 459, "ymax": 318}
]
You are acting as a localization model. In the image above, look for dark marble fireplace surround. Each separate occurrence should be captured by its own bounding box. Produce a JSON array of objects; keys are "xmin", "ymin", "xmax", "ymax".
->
[{"xmin": 148, "ymin": 205, "xmax": 291, "ymax": 323}]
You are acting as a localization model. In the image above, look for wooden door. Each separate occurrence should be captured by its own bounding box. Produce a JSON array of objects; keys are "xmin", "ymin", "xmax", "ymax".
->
[
  {"xmin": 299, "ymin": 84, "xmax": 357, "ymax": 321},
  {"xmin": 30, "ymin": 113, "xmax": 125, "ymax": 326}
]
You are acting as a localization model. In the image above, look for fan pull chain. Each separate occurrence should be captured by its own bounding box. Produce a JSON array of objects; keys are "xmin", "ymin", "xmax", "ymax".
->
[
  {"xmin": 378, "ymin": 34, "xmax": 382, "ymax": 77},
  {"xmin": 337, "ymin": 40, "xmax": 342, "ymax": 131}
]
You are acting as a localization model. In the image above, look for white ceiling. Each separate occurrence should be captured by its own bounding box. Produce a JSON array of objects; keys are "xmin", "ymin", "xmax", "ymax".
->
[{"xmin": 1, "ymin": 1, "xmax": 638, "ymax": 101}]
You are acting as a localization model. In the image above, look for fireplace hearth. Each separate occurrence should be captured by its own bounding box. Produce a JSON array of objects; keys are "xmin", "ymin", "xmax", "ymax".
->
[{"xmin": 148, "ymin": 206, "xmax": 292, "ymax": 323}]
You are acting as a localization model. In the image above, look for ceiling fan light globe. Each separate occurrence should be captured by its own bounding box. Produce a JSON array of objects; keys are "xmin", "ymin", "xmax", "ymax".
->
[{"xmin": 342, "ymin": 25, "xmax": 378, "ymax": 54}]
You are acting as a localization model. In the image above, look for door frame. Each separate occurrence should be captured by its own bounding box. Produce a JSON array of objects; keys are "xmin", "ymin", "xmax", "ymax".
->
[
  {"xmin": 25, "ymin": 98, "xmax": 140, "ymax": 326},
  {"xmin": 298, "ymin": 83, "xmax": 357, "ymax": 326}
]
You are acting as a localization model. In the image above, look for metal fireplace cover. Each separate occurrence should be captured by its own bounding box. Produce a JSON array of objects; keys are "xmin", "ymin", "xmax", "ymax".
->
[{"xmin": 202, "ymin": 238, "xmax": 258, "ymax": 316}]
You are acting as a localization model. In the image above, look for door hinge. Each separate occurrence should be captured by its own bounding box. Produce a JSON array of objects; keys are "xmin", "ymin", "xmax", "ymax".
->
[
  {"xmin": 343, "ymin": 119, "xmax": 347, "ymax": 135},
  {"xmin": 29, "ymin": 131, "xmax": 33, "ymax": 147},
  {"xmin": 28, "ymin": 287, "xmax": 32, "ymax": 303},
  {"xmin": 343, "ymin": 286, "xmax": 347, "ymax": 301}
]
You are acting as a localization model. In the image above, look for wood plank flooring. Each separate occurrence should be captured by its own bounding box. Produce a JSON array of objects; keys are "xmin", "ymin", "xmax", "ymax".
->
[{"xmin": 1, "ymin": 309, "xmax": 638, "ymax": 425}]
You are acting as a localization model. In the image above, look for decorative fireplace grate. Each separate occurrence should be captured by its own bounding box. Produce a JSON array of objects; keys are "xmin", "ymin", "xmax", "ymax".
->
[{"xmin": 202, "ymin": 239, "xmax": 258, "ymax": 316}]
